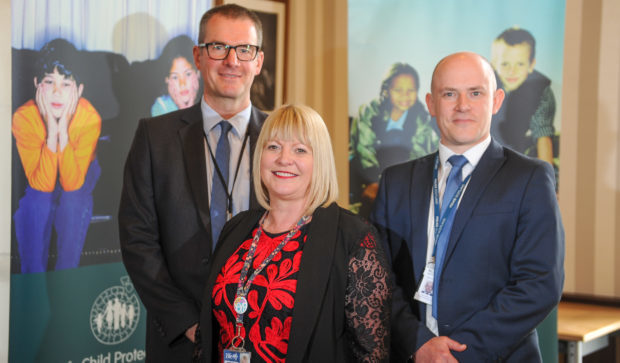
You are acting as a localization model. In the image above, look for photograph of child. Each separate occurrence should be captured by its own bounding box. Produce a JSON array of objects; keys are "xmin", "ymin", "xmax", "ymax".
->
[
  {"xmin": 490, "ymin": 27, "xmax": 557, "ymax": 166},
  {"xmin": 349, "ymin": 63, "xmax": 438, "ymax": 216},
  {"xmin": 12, "ymin": 38, "xmax": 102, "ymax": 273},
  {"xmin": 150, "ymin": 35, "xmax": 201, "ymax": 116}
]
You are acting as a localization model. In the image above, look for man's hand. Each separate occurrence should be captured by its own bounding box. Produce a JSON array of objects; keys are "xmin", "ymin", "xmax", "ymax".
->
[
  {"xmin": 362, "ymin": 182, "xmax": 379, "ymax": 201},
  {"xmin": 414, "ymin": 336, "xmax": 466, "ymax": 363},
  {"xmin": 185, "ymin": 323, "xmax": 198, "ymax": 343}
]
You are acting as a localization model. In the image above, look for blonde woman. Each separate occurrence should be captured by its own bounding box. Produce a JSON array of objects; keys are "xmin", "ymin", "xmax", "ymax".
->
[{"xmin": 198, "ymin": 104, "xmax": 391, "ymax": 362}]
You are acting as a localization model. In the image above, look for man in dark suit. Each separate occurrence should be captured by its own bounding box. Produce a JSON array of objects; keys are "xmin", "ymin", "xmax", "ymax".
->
[
  {"xmin": 372, "ymin": 52, "xmax": 564, "ymax": 362},
  {"xmin": 118, "ymin": 4, "xmax": 267, "ymax": 361}
]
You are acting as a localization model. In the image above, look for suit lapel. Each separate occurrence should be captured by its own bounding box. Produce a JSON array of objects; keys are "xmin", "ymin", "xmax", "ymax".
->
[
  {"xmin": 287, "ymin": 203, "xmax": 340, "ymax": 362},
  {"xmin": 410, "ymin": 154, "xmax": 435, "ymax": 283},
  {"xmin": 443, "ymin": 140, "xmax": 506, "ymax": 264},
  {"xmin": 248, "ymin": 107, "xmax": 266, "ymax": 210},
  {"xmin": 211, "ymin": 210, "xmax": 264, "ymax": 278},
  {"xmin": 178, "ymin": 104, "xmax": 212, "ymax": 237}
]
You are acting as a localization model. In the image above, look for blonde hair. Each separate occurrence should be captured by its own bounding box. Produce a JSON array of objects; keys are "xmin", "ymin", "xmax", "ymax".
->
[{"xmin": 253, "ymin": 104, "xmax": 339, "ymax": 215}]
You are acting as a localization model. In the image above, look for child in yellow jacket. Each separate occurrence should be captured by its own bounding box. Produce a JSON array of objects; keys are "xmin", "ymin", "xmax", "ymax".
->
[{"xmin": 12, "ymin": 38, "xmax": 101, "ymax": 273}]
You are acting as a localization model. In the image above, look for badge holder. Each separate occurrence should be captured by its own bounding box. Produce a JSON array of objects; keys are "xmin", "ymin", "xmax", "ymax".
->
[
  {"xmin": 414, "ymin": 261, "xmax": 434, "ymax": 305},
  {"xmin": 223, "ymin": 323, "xmax": 251, "ymax": 363}
]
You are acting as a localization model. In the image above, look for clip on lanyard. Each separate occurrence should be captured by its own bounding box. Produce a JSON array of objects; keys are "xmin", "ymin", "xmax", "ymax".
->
[{"xmin": 229, "ymin": 212, "xmax": 312, "ymax": 350}]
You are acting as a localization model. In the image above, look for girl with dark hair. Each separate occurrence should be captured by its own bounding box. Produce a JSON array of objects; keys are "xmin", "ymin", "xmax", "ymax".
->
[
  {"xmin": 349, "ymin": 63, "xmax": 438, "ymax": 216},
  {"xmin": 151, "ymin": 35, "xmax": 200, "ymax": 116}
]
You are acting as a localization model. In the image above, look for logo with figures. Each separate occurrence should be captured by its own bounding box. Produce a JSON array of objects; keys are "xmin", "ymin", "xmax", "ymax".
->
[{"xmin": 90, "ymin": 276, "xmax": 141, "ymax": 345}]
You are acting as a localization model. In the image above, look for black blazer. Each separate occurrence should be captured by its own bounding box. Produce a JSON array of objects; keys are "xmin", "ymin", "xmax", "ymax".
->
[
  {"xmin": 199, "ymin": 203, "xmax": 391, "ymax": 362},
  {"xmin": 118, "ymin": 103, "xmax": 266, "ymax": 362},
  {"xmin": 372, "ymin": 139, "xmax": 564, "ymax": 362}
]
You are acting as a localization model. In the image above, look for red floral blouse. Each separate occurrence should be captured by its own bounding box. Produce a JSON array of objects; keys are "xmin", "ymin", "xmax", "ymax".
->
[{"xmin": 212, "ymin": 225, "xmax": 309, "ymax": 362}]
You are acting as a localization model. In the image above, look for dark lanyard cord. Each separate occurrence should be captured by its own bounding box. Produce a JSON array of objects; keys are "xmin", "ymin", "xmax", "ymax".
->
[{"xmin": 204, "ymin": 127, "xmax": 250, "ymax": 215}]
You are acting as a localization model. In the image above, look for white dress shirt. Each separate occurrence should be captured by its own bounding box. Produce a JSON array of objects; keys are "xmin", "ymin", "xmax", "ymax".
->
[
  {"xmin": 201, "ymin": 98, "xmax": 252, "ymax": 217},
  {"xmin": 424, "ymin": 136, "xmax": 492, "ymax": 335}
]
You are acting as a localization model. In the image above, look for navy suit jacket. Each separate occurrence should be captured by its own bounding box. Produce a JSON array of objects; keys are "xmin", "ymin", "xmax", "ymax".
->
[{"xmin": 371, "ymin": 139, "xmax": 564, "ymax": 362}]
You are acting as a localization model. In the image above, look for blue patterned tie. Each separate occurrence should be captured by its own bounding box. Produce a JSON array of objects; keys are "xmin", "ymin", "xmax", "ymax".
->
[
  {"xmin": 433, "ymin": 154, "xmax": 468, "ymax": 318},
  {"xmin": 210, "ymin": 121, "xmax": 232, "ymax": 250}
]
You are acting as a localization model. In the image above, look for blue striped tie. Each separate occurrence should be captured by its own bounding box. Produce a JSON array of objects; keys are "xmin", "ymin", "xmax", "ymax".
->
[
  {"xmin": 210, "ymin": 121, "xmax": 232, "ymax": 250},
  {"xmin": 433, "ymin": 154, "xmax": 468, "ymax": 318}
]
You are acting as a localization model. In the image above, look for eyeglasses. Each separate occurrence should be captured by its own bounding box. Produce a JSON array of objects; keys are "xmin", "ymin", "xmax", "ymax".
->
[{"xmin": 198, "ymin": 42, "xmax": 260, "ymax": 61}]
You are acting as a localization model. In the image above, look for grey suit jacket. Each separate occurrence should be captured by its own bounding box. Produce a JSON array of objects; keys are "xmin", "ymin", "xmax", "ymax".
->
[{"xmin": 119, "ymin": 103, "xmax": 266, "ymax": 362}]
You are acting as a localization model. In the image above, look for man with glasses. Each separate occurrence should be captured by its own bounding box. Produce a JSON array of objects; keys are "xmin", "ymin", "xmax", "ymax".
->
[{"xmin": 119, "ymin": 4, "xmax": 267, "ymax": 361}]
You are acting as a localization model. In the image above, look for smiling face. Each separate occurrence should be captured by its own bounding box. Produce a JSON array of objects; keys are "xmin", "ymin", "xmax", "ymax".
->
[
  {"xmin": 491, "ymin": 40, "xmax": 535, "ymax": 92},
  {"xmin": 36, "ymin": 67, "xmax": 82, "ymax": 119},
  {"xmin": 193, "ymin": 14, "xmax": 263, "ymax": 112},
  {"xmin": 426, "ymin": 53, "xmax": 505, "ymax": 154},
  {"xmin": 389, "ymin": 74, "xmax": 417, "ymax": 114},
  {"xmin": 166, "ymin": 57, "xmax": 200, "ymax": 109},
  {"xmin": 260, "ymin": 138, "xmax": 314, "ymax": 205}
]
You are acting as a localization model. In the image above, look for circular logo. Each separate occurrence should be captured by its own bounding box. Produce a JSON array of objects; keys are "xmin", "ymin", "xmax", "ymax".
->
[
  {"xmin": 90, "ymin": 277, "xmax": 141, "ymax": 345},
  {"xmin": 233, "ymin": 296, "xmax": 248, "ymax": 314}
]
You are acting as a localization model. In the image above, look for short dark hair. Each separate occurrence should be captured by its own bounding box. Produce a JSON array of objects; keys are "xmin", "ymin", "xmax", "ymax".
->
[
  {"xmin": 159, "ymin": 35, "xmax": 196, "ymax": 68},
  {"xmin": 495, "ymin": 27, "xmax": 536, "ymax": 62},
  {"xmin": 35, "ymin": 38, "xmax": 81, "ymax": 84},
  {"xmin": 198, "ymin": 4, "xmax": 263, "ymax": 48}
]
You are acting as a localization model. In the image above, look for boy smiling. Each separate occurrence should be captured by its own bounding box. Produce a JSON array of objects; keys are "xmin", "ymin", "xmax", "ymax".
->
[{"xmin": 490, "ymin": 27, "xmax": 556, "ymax": 167}]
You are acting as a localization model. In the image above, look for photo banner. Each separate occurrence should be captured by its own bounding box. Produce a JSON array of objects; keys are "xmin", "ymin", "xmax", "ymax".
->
[
  {"xmin": 348, "ymin": 0, "xmax": 565, "ymax": 217},
  {"xmin": 10, "ymin": 1, "xmax": 210, "ymax": 361}
]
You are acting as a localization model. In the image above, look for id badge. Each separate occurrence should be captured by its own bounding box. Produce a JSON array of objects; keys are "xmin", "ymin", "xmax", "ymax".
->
[
  {"xmin": 413, "ymin": 262, "xmax": 435, "ymax": 305},
  {"xmin": 223, "ymin": 349, "xmax": 251, "ymax": 363}
]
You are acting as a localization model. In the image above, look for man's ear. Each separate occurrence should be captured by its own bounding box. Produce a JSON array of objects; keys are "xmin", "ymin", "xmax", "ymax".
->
[
  {"xmin": 254, "ymin": 50, "xmax": 264, "ymax": 76},
  {"xmin": 492, "ymin": 88, "xmax": 505, "ymax": 114},
  {"xmin": 78, "ymin": 83, "xmax": 84, "ymax": 98},
  {"xmin": 425, "ymin": 93, "xmax": 435, "ymax": 117},
  {"xmin": 33, "ymin": 77, "xmax": 38, "ymax": 88},
  {"xmin": 193, "ymin": 45, "xmax": 201, "ymax": 70}
]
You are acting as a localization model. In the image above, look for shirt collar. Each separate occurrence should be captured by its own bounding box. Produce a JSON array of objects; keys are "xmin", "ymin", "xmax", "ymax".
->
[
  {"xmin": 386, "ymin": 109, "xmax": 408, "ymax": 132},
  {"xmin": 438, "ymin": 135, "xmax": 491, "ymax": 170},
  {"xmin": 201, "ymin": 97, "xmax": 252, "ymax": 137}
]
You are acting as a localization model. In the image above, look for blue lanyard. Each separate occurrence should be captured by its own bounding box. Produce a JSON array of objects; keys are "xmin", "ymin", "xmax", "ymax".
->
[{"xmin": 431, "ymin": 156, "xmax": 471, "ymax": 258}]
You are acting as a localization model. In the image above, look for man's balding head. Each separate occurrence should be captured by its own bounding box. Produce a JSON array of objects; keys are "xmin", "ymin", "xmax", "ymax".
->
[
  {"xmin": 430, "ymin": 52, "xmax": 498, "ymax": 94},
  {"xmin": 425, "ymin": 52, "xmax": 504, "ymax": 154}
]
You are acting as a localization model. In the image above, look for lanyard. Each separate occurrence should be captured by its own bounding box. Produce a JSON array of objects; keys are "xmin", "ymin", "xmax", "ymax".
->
[
  {"xmin": 431, "ymin": 156, "xmax": 471, "ymax": 259},
  {"xmin": 204, "ymin": 127, "xmax": 250, "ymax": 219},
  {"xmin": 229, "ymin": 212, "xmax": 312, "ymax": 349}
]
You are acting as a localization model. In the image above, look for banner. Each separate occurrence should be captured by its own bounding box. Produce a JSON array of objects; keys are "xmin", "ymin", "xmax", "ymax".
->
[
  {"xmin": 10, "ymin": 1, "xmax": 210, "ymax": 361},
  {"xmin": 348, "ymin": 0, "xmax": 565, "ymax": 217},
  {"xmin": 10, "ymin": 264, "xmax": 146, "ymax": 362}
]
